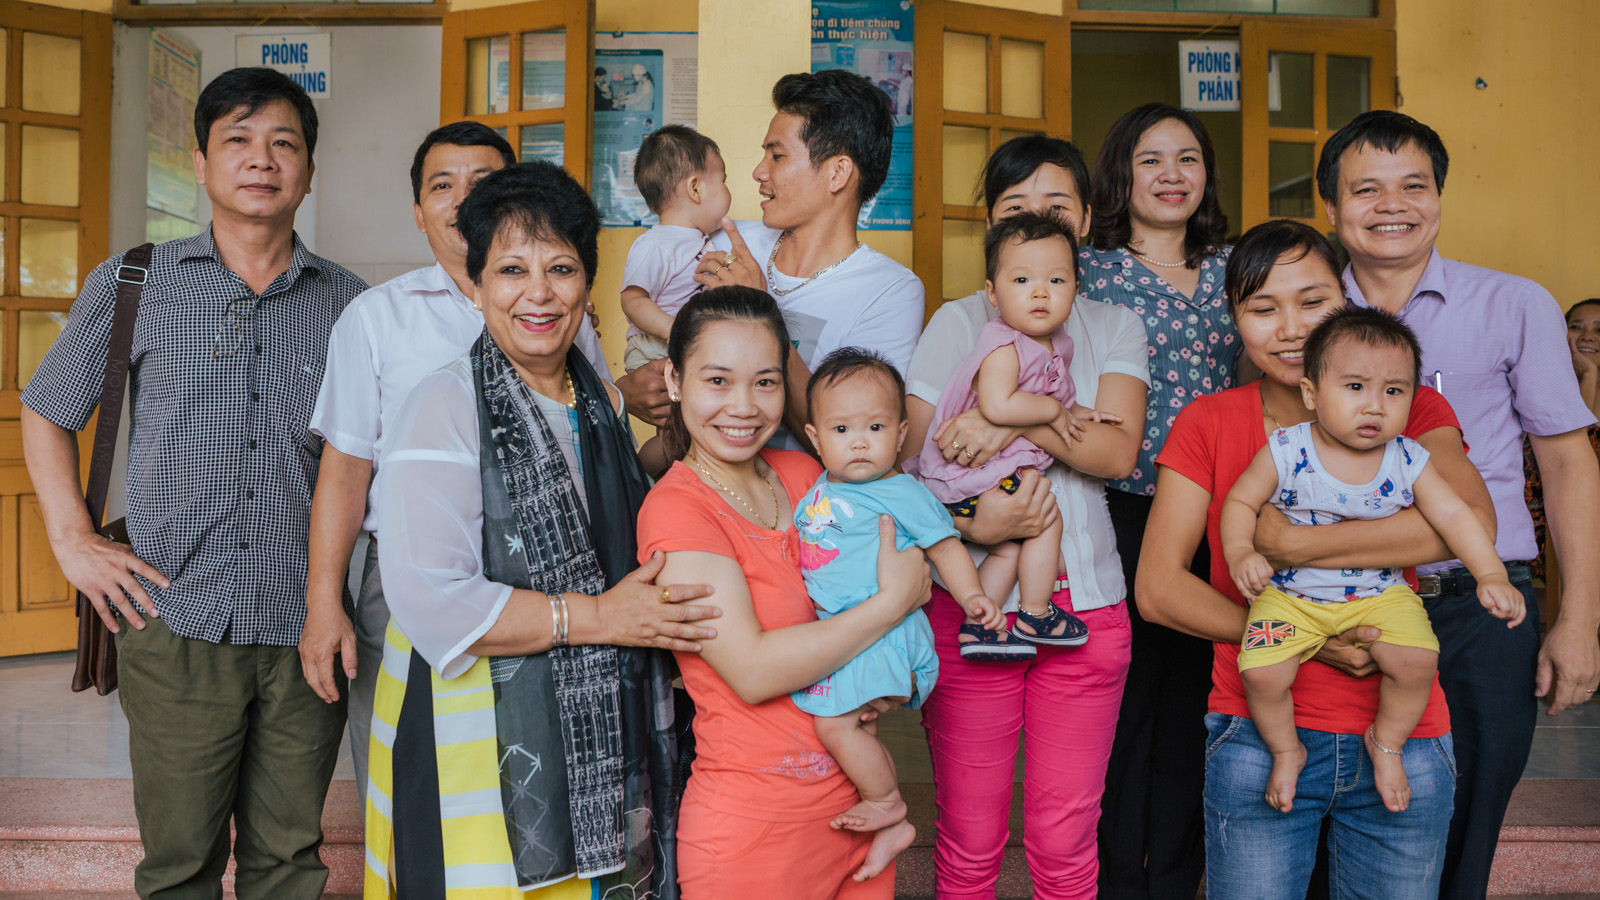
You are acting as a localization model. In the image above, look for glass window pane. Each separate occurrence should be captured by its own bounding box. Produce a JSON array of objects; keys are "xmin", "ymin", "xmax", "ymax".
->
[
  {"xmin": 1277, "ymin": 0, "xmax": 1376, "ymax": 15},
  {"xmin": 1268, "ymin": 141, "xmax": 1316, "ymax": 219},
  {"xmin": 999, "ymin": 128, "xmax": 1041, "ymax": 147},
  {"xmin": 944, "ymin": 32, "xmax": 987, "ymax": 114},
  {"xmin": 999, "ymin": 39, "xmax": 1044, "ymax": 120},
  {"xmin": 18, "ymin": 311, "xmax": 68, "ymax": 389},
  {"xmin": 467, "ymin": 35, "xmax": 510, "ymax": 116},
  {"xmin": 1269, "ymin": 52, "xmax": 1313, "ymax": 129},
  {"xmin": 943, "ymin": 125, "xmax": 988, "ymax": 207},
  {"xmin": 942, "ymin": 218, "xmax": 986, "ymax": 301},
  {"xmin": 521, "ymin": 30, "xmax": 566, "ymax": 112},
  {"xmin": 520, "ymin": 123, "xmax": 564, "ymax": 167},
  {"xmin": 21, "ymin": 126, "xmax": 79, "ymax": 207},
  {"xmin": 20, "ymin": 218, "xmax": 78, "ymax": 298},
  {"xmin": 1176, "ymin": 0, "xmax": 1272, "ymax": 10},
  {"xmin": 23, "ymin": 32, "xmax": 80, "ymax": 115},
  {"xmin": 1326, "ymin": 56, "xmax": 1371, "ymax": 131}
]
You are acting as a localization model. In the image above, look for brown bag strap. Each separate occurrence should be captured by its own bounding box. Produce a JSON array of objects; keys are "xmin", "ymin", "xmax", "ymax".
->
[{"xmin": 83, "ymin": 243, "xmax": 152, "ymax": 531}]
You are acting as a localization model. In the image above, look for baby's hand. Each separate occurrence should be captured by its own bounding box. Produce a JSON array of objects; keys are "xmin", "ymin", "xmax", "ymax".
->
[
  {"xmin": 1476, "ymin": 576, "xmax": 1526, "ymax": 628},
  {"xmin": 960, "ymin": 593, "xmax": 1006, "ymax": 632},
  {"xmin": 1228, "ymin": 551, "xmax": 1276, "ymax": 600},
  {"xmin": 1058, "ymin": 405, "xmax": 1125, "ymax": 447}
]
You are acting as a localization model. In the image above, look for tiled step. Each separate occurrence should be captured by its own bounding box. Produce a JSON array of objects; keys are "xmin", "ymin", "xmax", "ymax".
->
[
  {"xmin": 0, "ymin": 779, "xmax": 363, "ymax": 895},
  {"xmin": 4, "ymin": 778, "xmax": 1596, "ymax": 897},
  {"xmin": 1489, "ymin": 779, "xmax": 1600, "ymax": 896}
]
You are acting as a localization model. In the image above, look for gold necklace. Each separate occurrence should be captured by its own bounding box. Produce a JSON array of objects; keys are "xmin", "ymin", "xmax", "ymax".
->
[
  {"xmin": 561, "ymin": 367, "xmax": 576, "ymax": 409},
  {"xmin": 1261, "ymin": 387, "xmax": 1287, "ymax": 431},
  {"xmin": 689, "ymin": 452, "xmax": 780, "ymax": 530},
  {"xmin": 1129, "ymin": 246, "xmax": 1186, "ymax": 269}
]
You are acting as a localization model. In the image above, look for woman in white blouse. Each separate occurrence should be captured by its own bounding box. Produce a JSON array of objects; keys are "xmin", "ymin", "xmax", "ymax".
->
[
  {"xmin": 365, "ymin": 161, "xmax": 717, "ymax": 899},
  {"xmin": 900, "ymin": 135, "xmax": 1149, "ymax": 899}
]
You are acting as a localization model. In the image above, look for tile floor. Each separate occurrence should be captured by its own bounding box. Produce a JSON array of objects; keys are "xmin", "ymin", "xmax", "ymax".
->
[{"xmin": 2, "ymin": 650, "xmax": 1593, "ymax": 782}]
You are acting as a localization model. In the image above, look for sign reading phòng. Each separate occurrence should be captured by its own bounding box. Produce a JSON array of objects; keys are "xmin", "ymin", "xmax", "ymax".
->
[{"xmin": 237, "ymin": 33, "xmax": 332, "ymax": 99}]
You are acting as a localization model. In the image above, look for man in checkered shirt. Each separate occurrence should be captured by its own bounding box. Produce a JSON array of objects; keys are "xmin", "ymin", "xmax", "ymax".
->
[{"xmin": 21, "ymin": 68, "xmax": 365, "ymax": 899}]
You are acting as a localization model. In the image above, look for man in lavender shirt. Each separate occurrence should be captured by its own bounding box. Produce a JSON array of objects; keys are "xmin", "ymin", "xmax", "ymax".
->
[{"xmin": 1309, "ymin": 111, "xmax": 1599, "ymax": 900}]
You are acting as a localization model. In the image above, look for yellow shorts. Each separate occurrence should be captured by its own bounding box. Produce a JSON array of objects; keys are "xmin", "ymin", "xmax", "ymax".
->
[{"xmin": 1238, "ymin": 584, "xmax": 1439, "ymax": 671}]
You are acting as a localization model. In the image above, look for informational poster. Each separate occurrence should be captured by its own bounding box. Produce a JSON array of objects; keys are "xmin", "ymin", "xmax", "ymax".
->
[
  {"xmin": 592, "ymin": 32, "xmax": 698, "ymax": 226},
  {"xmin": 147, "ymin": 29, "xmax": 201, "ymax": 243},
  {"xmin": 810, "ymin": 0, "xmax": 913, "ymax": 230}
]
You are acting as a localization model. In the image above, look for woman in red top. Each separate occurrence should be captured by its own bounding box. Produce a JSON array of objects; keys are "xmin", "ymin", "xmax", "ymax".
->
[
  {"xmin": 1138, "ymin": 221, "xmax": 1494, "ymax": 898},
  {"xmin": 637, "ymin": 286, "xmax": 931, "ymax": 899}
]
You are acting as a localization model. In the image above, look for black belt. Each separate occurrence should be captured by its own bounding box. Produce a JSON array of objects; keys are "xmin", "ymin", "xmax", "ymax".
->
[{"xmin": 1416, "ymin": 562, "xmax": 1531, "ymax": 599}]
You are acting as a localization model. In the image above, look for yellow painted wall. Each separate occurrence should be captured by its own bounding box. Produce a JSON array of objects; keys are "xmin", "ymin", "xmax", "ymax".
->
[{"xmin": 1396, "ymin": 0, "xmax": 1600, "ymax": 307}]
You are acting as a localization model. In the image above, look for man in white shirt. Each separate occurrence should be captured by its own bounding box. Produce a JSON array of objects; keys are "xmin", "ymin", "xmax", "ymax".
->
[
  {"xmin": 298, "ymin": 123, "xmax": 610, "ymax": 801},
  {"xmin": 617, "ymin": 69, "xmax": 924, "ymax": 456}
]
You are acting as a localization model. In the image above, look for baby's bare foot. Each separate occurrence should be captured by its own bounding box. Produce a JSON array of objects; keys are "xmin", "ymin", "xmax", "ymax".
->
[
  {"xmin": 1265, "ymin": 742, "xmax": 1307, "ymax": 813},
  {"xmin": 1366, "ymin": 728, "xmax": 1412, "ymax": 812},
  {"xmin": 853, "ymin": 820, "xmax": 915, "ymax": 882},
  {"xmin": 830, "ymin": 795, "xmax": 907, "ymax": 833}
]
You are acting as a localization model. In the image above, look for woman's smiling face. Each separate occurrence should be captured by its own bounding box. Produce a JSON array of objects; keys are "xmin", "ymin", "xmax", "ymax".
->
[
  {"xmin": 1234, "ymin": 249, "xmax": 1347, "ymax": 387},
  {"xmin": 1568, "ymin": 303, "xmax": 1600, "ymax": 359},
  {"xmin": 669, "ymin": 319, "xmax": 788, "ymax": 464}
]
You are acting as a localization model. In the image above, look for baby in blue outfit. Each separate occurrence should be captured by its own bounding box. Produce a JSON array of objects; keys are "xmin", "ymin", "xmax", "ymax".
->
[{"xmin": 792, "ymin": 348, "xmax": 1002, "ymax": 877}]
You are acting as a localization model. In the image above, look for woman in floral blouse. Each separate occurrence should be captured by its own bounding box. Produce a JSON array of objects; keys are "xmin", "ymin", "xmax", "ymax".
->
[{"xmin": 1086, "ymin": 102, "xmax": 1236, "ymax": 900}]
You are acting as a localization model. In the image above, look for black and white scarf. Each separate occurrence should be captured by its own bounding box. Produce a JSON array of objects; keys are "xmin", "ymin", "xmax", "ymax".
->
[{"xmin": 472, "ymin": 330, "xmax": 680, "ymax": 897}]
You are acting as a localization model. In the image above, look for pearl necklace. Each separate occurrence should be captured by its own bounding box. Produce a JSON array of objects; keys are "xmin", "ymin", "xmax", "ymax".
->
[
  {"xmin": 688, "ymin": 452, "xmax": 781, "ymax": 530},
  {"xmin": 1129, "ymin": 247, "xmax": 1186, "ymax": 269},
  {"xmin": 766, "ymin": 231, "xmax": 863, "ymax": 297}
]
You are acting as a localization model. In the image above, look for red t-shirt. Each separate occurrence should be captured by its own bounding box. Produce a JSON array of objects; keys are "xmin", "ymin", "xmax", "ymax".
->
[
  {"xmin": 636, "ymin": 449, "xmax": 860, "ymax": 822},
  {"xmin": 1155, "ymin": 384, "xmax": 1461, "ymax": 737}
]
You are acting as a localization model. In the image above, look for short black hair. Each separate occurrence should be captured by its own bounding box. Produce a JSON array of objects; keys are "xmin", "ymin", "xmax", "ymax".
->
[
  {"xmin": 194, "ymin": 67, "xmax": 318, "ymax": 158},
  {"xmin": 1567, "ymin": 299, "xmax": 1600, "ymax": 321},
  {"xmin": 456, "ymin": 161, "xmax": 600, "ymax": 287},
  {"xmin": 807, "ymin": 347, "xmax": 907, "ymax": 421},
  {"xmin": 635, "ymin": 125, "xmax": 721, "ymax": 215},
  {"xmin": 409, "ymin": 121, "xmax": 516, "ymax": 204},
  {"xmin": 772, "ymin": 70, "xmax": 894, "ymax": 205},
  {"xmin": 984, "ymin": 211, "xmax": 1079, "ymax": 284},
  {"xmin": 595, "ymin": 67, "xmax": 607, "ymax": 76},
  {"xmin": 1303, "ymin": 306, "xmax": 1423, "ymax": 387},
  {"xmin": 1089, "ymin": 103, "xmax": 1229, "ymax": 268},
  {"xmin": 1225, "ymin": 219, "xmax": 1343, "ymax": 309},
  {"xmin": 977, "ymin": 134, "xmax": 1091, "ymax": 220},
  {"xmin": 1316, "ymin": 110, "xmax": 1449, "ymax": 203}
]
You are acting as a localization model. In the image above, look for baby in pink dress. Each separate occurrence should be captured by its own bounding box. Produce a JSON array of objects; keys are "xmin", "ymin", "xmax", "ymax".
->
[{"xmin": 906, "ymin": 212, "xmax": 1106, "ymax": 659}]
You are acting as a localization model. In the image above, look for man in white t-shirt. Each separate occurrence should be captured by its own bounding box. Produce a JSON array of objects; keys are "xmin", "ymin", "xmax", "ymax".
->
[
  {"xmin": 616, "ymin": 69, "xmax": 924, "ymax": 455},
  {"xmin": 297, "ymin": 123, "xmax": 610, "ymax": 802}
]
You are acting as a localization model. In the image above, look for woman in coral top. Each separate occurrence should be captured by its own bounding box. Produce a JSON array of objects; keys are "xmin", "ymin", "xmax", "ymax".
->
[
  {"xmin": 1137, "ymin": 220, "xmax": 1495, "ymax": 897},
  {"xmin": 636, "ymin": 286, "xmax": 932, "ymax": 899}
]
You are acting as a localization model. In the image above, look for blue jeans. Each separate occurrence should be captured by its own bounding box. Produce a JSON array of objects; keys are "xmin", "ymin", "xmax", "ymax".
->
[{"xmin": 1203, "ymin": 714, "xmax": 1455, "ymax": 900}]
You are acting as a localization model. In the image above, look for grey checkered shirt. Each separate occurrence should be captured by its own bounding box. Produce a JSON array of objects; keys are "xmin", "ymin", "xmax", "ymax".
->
[{"xmin": 22, "ymin": 227, "xmax": 366, "ymax": 646}]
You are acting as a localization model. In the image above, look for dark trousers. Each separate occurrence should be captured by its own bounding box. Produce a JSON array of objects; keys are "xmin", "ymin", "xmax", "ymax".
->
[
  {"xmin": 116, "ymin": 617, "xmax": 347, "ymax": 900},
  {"xmin": 1428, "ymin": 566, "xmax": 1540, "ymax": 900},
  {"xmin": 1097, "ymin": 489, "xmax": 1214, "ymax": 900}
]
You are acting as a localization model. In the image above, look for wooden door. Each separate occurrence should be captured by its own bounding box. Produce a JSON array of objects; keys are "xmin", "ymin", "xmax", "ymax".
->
[
  {"xmin": 1239, "ymin": 20, "xmax": 1395, "ymax": 230},
  {"xmin": 0, "ymin": 1, "xmax": 111, "ymax": 656},
  {"xmin": 913, "ymin": 0, "xmax": 1070, "ymax": 317},
  {"xmin": 440, "ymin": 0, "xmax": 594, "ymax": 183}
]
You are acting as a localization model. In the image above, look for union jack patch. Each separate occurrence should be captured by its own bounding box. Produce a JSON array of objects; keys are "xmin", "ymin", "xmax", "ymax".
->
[{"xmin": 1245, "ymin": 620, "xmax": 1296, "ymax": 649}]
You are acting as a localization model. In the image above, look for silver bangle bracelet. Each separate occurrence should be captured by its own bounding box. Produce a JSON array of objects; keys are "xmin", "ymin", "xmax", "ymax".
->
[{"xmin": 550, "ymin": 592, "xmax": 569, "ymax": 648}]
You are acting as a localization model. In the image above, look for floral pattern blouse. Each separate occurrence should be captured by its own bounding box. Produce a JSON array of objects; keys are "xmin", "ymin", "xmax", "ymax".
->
[{"xmin": 1079, "ymin": 243, "xmax": 1238, "ymax": 496}]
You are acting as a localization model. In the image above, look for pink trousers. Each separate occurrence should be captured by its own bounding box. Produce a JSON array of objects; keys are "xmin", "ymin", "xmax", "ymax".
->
[{"xmin": 920, "ymin": 585, "xmax": 1131, "ymax": 899}]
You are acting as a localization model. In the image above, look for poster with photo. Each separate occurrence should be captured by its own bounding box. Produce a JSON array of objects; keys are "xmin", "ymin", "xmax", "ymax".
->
[
  {"xmin": 811, "ymin": 0, "xmax": 914, "ymax": 230},
  {"xmin": 592, "ymin": 32, "xmax": 697, "ymax": 226}
]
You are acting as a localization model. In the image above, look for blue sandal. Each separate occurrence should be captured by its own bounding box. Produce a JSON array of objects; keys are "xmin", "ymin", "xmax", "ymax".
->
[
  {"xmin": 958, "ymin": 623, "xmax": 1038, "ymax": 661},
  {"xmin": 1013, "ymin": 605, "xmax": 1090, "ymax": 647}
]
